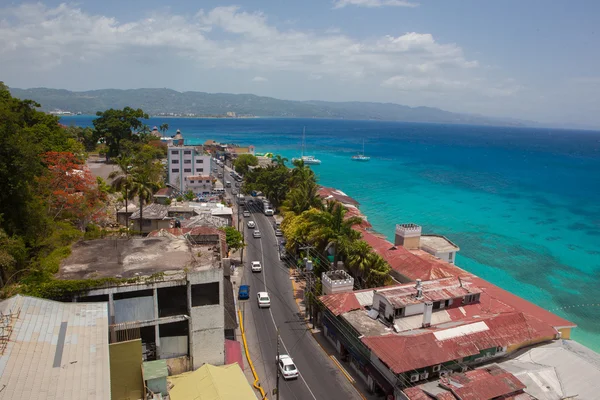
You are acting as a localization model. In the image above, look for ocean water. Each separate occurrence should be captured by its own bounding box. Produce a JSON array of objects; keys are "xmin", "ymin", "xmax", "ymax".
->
[{"xmin": 63, "ymin": 116, "xmax": 600, "ymax": 351}]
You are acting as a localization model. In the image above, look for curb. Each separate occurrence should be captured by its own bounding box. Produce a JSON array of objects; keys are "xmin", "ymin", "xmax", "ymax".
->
[{"xmin": 238, "ymin": 309, "xmax": 268, "ymax": 400}]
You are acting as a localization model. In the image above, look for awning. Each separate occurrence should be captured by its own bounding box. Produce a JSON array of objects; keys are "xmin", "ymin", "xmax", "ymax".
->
[{"xmin": 225, "ymin": 339, "xmax": 244, "ymax": 369}]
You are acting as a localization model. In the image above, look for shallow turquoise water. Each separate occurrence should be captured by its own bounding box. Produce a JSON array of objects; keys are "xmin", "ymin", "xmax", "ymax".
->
[{"xmin": 63, "ymin": 116, "xmax": 600, "ymax": 350}]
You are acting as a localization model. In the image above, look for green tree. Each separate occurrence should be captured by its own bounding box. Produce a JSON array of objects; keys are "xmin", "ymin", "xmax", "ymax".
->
[
  {"xmin": 282, "ymin": 181, "xmax": 322, "ymax": 215},
  {"xmin": 159, "ymin": 123, "xmax": 169, "ymax": 135},
  {"xmin": 272, "ymin": 154, "xmax": 288, "ymax": 166},
  {"xmin": 108, "ymin": 155, "xmax": 133, "ymax": 227},
  {"xmin": 364, "ymin": 253, "xmax": 391, "ymax": 288},
  {"xmin": 233, "ymin": 154, "xmax": 259, "ymax": 175},
  {"xmin": 221, "ymin": 226, "xmax": 245, "ymax": 254},
  {"xmin": 307, "ymin": 201, "xmax": 362, "ymax": 268},
  {"xmin": 93, "ymin": 107, "xmax": 149, "ymax": 159},
  {"xmin": 345, "ymin": 240, "xmax": 373, "ymax": 285},
  {"xmin": 128, "ymin": 158, "xmax": 163, "ymax": 233},
  {"xmin": 184, "ymin": 190, "xmax": 195, "ymax": 201}
]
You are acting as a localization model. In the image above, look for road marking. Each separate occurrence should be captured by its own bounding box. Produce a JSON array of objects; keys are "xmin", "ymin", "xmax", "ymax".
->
[
  {"xmin": 330, "ymin": 355, "xmax": 355, "ymax": 384},
  {"xmin": 258, "ymin": 214, "xmax": 318, "ymax": 400}
]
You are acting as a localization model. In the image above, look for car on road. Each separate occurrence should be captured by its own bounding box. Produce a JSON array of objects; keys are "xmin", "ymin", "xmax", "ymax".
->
[
  {"xmin": 235, "ymin": 182, "xmax": 240, "ymax": 188},
  {"xmin": 275, "ymin": 229, "xmax": 283, "ymax": 236},
  {"xmin": 247, "ymin": 221, "xmax": 255, "ymax": 228},
  {"xmin": 257, "ymin": 292, "xmax": 271, "ymax": 308},
  {"xmin": 251, "ymin": 261, "xmax": 262, "ymax": 272},
  {"xmin": 253, "ymin": 230, "xmax": 261, "ymax": 238},
  {"xmin": 243, "ymin": 210, "xmax": 250, "ymax": 217},
  {"xmin": 232, "ymin": 190, "xmax": 238, "ymax": 195},
  {"xmin": 238, "ymin": 285, "xmax": 250, "ymax": 300},
  {"xmin": 277, "ymin": 355, "xmax": 299, "ymax": 380}
]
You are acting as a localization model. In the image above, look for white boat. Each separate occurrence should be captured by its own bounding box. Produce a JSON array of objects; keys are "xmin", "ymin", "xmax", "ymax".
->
[
  {"xmin": 292, "ymin": 127, "xmax": 321, "ymax": 165},
  {"xmin": 352, "ymin": 140, "xmax": 370, "ymax": 161}
]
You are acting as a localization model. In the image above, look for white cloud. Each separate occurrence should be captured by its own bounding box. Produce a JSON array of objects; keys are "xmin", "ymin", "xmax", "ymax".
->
[
  {"xmin": 252, "ymin": 76, "xmax": 268, "ymax": 82},
  {"xmin": 0, "ymin": 3, "xmax": 518, "ymax": 109},
  {"xmin": 333, "ymin": 0, "xmax": 419, "ymax": 9}
]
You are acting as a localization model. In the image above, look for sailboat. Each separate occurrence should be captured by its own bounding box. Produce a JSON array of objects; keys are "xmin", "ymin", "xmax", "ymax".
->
[
  {"xmin": 352, "ymin": 140, "xmax": 370, "ymax": 161},
  {"xmin": 292, "ymin": 127, "xmax": 321, "ymax": 165}
]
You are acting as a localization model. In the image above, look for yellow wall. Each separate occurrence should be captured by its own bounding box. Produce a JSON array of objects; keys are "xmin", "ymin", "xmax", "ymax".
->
[
  {"xmin": 507, "ymin": 335, "xmax": 557, "ymax": 353},
  {"xmin": 559, "ymin": 327, "xmax": 572, "ymax": 339},
  {"xmin": 110, "ymin": 339, "xmax": 144, "ymax": 400}
]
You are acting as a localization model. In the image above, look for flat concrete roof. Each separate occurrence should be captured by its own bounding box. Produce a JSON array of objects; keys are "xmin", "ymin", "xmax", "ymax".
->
[
  {"xmin": 59, "ymin": 237, "xmax": 215, "ymax": 280},
  {"xmin": 420, "ymin": 235, "xmax": 459, "ymax": 252},
  {"xmin": 342, "ymin": 309, "xmax": 392, "ymax": 337}
]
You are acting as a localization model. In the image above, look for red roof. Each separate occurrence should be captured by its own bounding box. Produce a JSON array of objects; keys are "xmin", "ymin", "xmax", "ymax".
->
[
  {"xmin": 320, "ymin": 291, "xmax": 363, "ymax": 316},
  {"xmin": 376, "ymin": 277, "xmax": 480, "ymax": 308},
  {"xmin": 357, "ymin": 227, "xmax": 471, "ymax": 282},
  {"xmin": 467, "ymin": 277, "xmax": 576, "ymax": 329},
  {"xmin": 185, "ymin": 175, "xmax": 211, "ymax": 180},
  {"xmin": 441, "ymin": 366, "xmax": 526, "ymax": 400},
  {"xmin": 361, "ymin": 312, "xmax": 558, "ymax": 374},
  {"xmin": 402, "ymin": 387, "xmax": 432, "ymax": 400},
  {"xmin": 318, "ymin": 186, "xmax": 360, "ymax": 206},
  {"xmin": 225, "ymin": 339, "xmax": 244, "ymax": 369}
]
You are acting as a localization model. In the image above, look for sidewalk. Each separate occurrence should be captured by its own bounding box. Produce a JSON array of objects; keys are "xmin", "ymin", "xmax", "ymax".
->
[{"xmin": 289, "ymin": 270, "xmax": 384, "ymax": 400}]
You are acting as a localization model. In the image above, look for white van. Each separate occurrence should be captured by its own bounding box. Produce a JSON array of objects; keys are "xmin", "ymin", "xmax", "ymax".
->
[
  {"xmin": 264, "ymin": 207, "xmax": 274, "ymax": 216},
  {"xmin": 225, "ymin": 181, "xmax": 231, "ymax": 188}
]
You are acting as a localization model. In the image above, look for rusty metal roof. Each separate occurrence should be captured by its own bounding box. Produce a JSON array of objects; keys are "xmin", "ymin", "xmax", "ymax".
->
[
  {"xmin": 320, "ymin": 292, "xmax": 363, "ymax": 316},
  {"xmin": 317, "ymin": 186, "xmax": 360, "ymax": 206},
  {"xmin": 440, "ymin": 365, "xmax": 527, "ymax": 400},
  {"xmin": 130, "ymin": 203, "xmax": 169, "ymax": 220},
  {"xmin": 375, "ymin": 277, "xmax": 481, "ymax": 308},
  {"xmin": 361, "ymin": 312, "xmax": 558, "ymax": 374}
]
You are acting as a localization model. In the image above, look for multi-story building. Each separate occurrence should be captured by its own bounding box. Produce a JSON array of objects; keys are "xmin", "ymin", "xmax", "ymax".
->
[
  {"xmin": 167, "ymin": 131, "xmax": 212, "ymax": 192},
  {"xmin": 58, "ymin": 229, "xmax": 235, "ymax": 373}
]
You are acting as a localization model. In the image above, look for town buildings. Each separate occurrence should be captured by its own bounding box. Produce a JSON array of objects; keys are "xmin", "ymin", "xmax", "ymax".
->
[{"xmin": 166, "ymin": 130, "xmax": 213, "ymax": 192}]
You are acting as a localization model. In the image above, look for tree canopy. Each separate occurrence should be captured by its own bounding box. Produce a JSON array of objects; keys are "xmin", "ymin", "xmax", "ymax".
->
[
  {"xmin": 233, "ymin": 154, "xmax": 259, "ymax": 175},
  {"xmin": 93, "ymin": 107, "xmax": 149, "ymax": 159}
]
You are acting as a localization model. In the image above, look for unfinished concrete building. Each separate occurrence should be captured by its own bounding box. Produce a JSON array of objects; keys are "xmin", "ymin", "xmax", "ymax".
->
[{"xmin": 59, "ymin": 228, "xmax": 234, "ymax": 372}]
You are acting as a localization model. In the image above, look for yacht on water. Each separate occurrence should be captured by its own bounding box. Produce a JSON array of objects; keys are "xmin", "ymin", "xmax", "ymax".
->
[
  {"xmin": 292, "ymin": 127, "xmax": 321, "ymax": 165},
  {"xmin": 351, "ymin": 140, "xmax": 370, "ymax": 161}
]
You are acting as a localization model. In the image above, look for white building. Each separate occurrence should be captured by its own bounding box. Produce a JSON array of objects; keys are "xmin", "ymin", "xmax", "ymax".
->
[
  {"xmin": 184, "ymin": 175, "xmax": 213, "ymax": 194},
  {"xmin": 166, "ymin": 130, "xmax": 212, "ymax": 193}
]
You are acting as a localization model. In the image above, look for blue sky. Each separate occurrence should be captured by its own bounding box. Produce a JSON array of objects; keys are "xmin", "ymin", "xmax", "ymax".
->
[{"xmin": 1, "ymin": 0, "xmax": 599, "ymax": 127}]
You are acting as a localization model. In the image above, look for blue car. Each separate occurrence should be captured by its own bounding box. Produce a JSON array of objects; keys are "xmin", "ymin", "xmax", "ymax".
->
[{"xmin": 238, "ymin": 285, "xmax": 250, "ymax": 300}]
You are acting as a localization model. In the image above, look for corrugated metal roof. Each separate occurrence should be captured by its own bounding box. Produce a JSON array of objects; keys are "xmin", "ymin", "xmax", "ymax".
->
[
  {"xmin": 130, "ymin": 203, "xmax": 169, "ymax": 220},
  {"xmin": 433, "ymin": 321, "xmax": 489, "ymax": 341},
  {"xmin": 375, "ymin": 277, "xmax": 480, "ymax": 308},
  {"xmin": 168, "ymin": 363, "xmax": 256, "ymax": 400},
  {"xmin": 442, "ymin": 365, "xmax": 526, "ymax": 400},
  {"xmin": 0, "ymin": 295, "xmax": 110, "ymax": 400},
  {"xmin": 362, "ymin": 312, "xmax": 558, "ymax": 374},
  {"xmin": 320, "ymin": 292, "xmax": 362, "ymax": 316},
  {"xmin": 143, "ymin": 359, "xmax": 168, "ymax": 380}
]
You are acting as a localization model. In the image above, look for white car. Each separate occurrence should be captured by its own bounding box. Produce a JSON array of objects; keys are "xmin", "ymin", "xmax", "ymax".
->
[
  {"xmin": 277, "ymin": 355, "xmax": 299, "ymax": 380},
  {"xmin": 275, "ymin": 229, "xmax": 283, "ymax": 236},
  {"xmin": 243, "ymin": 210, "xmax": 250, "ymax": 217},
  {"xmin": 251, "ymin": 261, "xmax": 262, "ymax": 272},
  {"xmin": 247, "ymin": 220, "xmax": 255, "ymax": 228},
  {"xmin": 257, "ymin": 292, "xmax": 271, "ymax": 308},
  {"xmin": 253, "ymin": 230, "xmax": 261, "ymax": 238}
]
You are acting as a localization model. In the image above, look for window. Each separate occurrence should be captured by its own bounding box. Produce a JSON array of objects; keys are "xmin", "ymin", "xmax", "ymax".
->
[
  {"xmin": 184, "ymin": 150, "xmax": 192, "ymax": 155},
  {"xmin": 433, "ymin": 301, "xmax": 441, "ymax": 310},
  {"xmin": 184, "ymin": 159, "xmax": 191, "ymax": 164},
  {"xmin": 394, "ymin": 307, "xmax": 404, "ymax": 318},
  {"xmin": 448, "ymin": 253, "xmax": 454, "ymax": 262},
  {"xmin": 191, "ymin": 282, "xmax": 219, "ymax": 306},
  {"xmin": 172, "ymin": 159, "xmax": 179, "ymax": 164},
  {"xmin": 171, "ymin": 150, "xmax": 178, "ymax": 155},
  {"xmin": 184, "ymin": 168, "xmax": 191, "ymax": 173},
  {"xmin": 206, "ymin": 180, "xmax": 210, "ymax": 183},
  {"xmin": 172, "ymin": 169, "xmax": 179, "ymax": 173},
  {"xmin": 197, "ymin": 159, "xmax": 204, "ymax": 163},
  {"xmin": 196, "ymin": 168, "xmax": 203, "ymax": 172},
  {"xmin": 190, "ymin": 180, "xmax": 195, "ymax": 184}
]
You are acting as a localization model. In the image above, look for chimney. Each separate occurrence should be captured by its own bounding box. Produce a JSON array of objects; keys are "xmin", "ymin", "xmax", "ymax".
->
[
  {"xmin": 415, "ymin": 279, "xmax": 423, "ymax": 299},
  {"xmin": 422, "ymin": 301, "xmax": 433, "ymax": 328},
  {"xmin": 395, "ymin": 223, "xmax": 422, "ymax": 250}
]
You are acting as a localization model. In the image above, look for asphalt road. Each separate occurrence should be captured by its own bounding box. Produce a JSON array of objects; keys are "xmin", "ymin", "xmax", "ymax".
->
[{"xmin": 237, "ymin": 197, "xmax": 362, "ymax": 400}]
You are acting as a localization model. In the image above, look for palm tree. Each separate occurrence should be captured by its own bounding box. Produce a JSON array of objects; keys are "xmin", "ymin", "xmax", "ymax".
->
[
  {"xmin": 345, "ymin": 240, "xmax": 373, "ymax": 286},
  {"xmin": 128, "ymin": 161, "xmax": 162, "ymax": 234},
  {"xmin": 159, "ymin": 123, "xmax": 169, "ymax": 135},
  {"xmin": 365, "ymin": 253, "xmax": 391, "ymax": 288},
  {"xmin": 307, "ymin": 202, "xmax": 363, "ymax": 268},
  {"xmin": 108, "ymin": 155, "xmax": 133, "ymax": 228},
  {"xmin": 289, "ymin": 159, "xmax": 315, "ymax": 188},
  {"xmin": 273, "ymin": 154, "xmax": 288, "ymax": 166},
  {"xmin": 282, "ymin": 181, "xmax": 322, "ymax": 215}
]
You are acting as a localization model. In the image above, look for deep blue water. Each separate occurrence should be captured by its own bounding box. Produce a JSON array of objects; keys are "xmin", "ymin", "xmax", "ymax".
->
[{"xmin": 63, "ymin": 116, "xmax": 600, "ymax": 350}]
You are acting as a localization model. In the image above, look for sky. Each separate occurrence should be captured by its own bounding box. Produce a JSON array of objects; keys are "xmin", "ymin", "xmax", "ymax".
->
[{"xmin": 1, "ymin": 0, "xmax": 599, "ymax": 127}]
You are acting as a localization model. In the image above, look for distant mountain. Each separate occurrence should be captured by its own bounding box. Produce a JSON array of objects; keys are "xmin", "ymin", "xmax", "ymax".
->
[{"xmin": 9, "ymin": 87, "xmax": 529, "ymax": 127}]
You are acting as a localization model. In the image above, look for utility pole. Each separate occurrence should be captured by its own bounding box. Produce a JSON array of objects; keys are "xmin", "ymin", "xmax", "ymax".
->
[
  {"xmin": 276, "ymin": 328, "xmax": 280, "ymax": 400},
  {"xmin": 299, "ymin": 245, "xmax": 315, "ymax": 326},
  {"xmin": 240, "ymin": 227, "xmax": 245, "ymax": 264}
]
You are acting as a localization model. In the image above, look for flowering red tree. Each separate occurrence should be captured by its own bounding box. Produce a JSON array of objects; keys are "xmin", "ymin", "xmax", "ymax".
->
[{"xmin": 39, "ymin": 152, "xmax": 106, "ymax": 230}]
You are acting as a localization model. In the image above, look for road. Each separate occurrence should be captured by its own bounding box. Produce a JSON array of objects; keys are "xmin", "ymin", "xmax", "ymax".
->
[{"xmin": 227, "ymin": 185, "xmax": 361, "ymax": 399}]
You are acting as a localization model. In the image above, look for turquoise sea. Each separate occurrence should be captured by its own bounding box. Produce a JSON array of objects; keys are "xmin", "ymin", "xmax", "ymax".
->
[{"xmin": 63, "ymin": 116, "xmax": 600, "ymax": 351}]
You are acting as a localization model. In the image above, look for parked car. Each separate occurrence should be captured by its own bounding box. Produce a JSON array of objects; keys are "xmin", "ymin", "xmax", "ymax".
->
[
  {"xmin": 235, "ymin": 182, "xmax": 240, "ymax": 188},
  {"xmin": 243, "ymin": 210, "xmax": 251, "ymax": 217},
  {"xmin": 251, "ymin": 261, "xmax": 262, "ymax": 272},
  {"xmin": 238, "ymin": 285, "xmax": 250, "ymax": 300},
  {"xmin": 275, "ymin": 229, "xmax": 283, "ymax": 236},
  {"xmin": 247, "ymin": 221, "xmax": 255, "ymax": 228},
  {"xmin": 232, "ymin": 190, "xmax": 238, "ymax": 195},
  {"xmin": 277, "ymin": 355, "xmax": 299, "ymax": 380},
  {"xmin": 253, "ymin": 230, "xmax": 261, "ymax": 238},
  {"xmin": 257, "ymin": 292, "xmax": 271, "ymax": 308}
]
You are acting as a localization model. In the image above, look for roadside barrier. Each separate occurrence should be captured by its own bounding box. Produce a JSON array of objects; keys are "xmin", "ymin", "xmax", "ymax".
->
[{"xmin": 238, "ymin": 309, "xmax": 268, "ymax": 400}]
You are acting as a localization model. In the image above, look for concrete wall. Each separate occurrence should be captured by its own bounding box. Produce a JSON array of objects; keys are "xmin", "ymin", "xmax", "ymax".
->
[
  {"xmin": 109, "ymin": 339, "xmax": 144, "ymax": 400},
  {"xmin": 161, "ymin": 336, "xmax": 188, "ymax": 359},
  {"xmin": 190, "ymin": 304, "xmax": 225, "ymax": 368},
  {"xmin": 114, "ymin": 296, "xmax": 154, "ymax": 323},
  {"xmin": 405, "ymin": 303, "xmax": 425, "ymax": 317},
  {"xmin": 370, "ymin": 352, "xmax": 398, "ymax": 386}
]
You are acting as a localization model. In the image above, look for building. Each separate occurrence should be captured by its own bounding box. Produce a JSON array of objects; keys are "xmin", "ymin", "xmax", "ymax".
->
[
  {"xmin": 184, "ymin": 175, "xmax": 213, "ymax": 194},
  {"xmin": 318, "ymin": 273, "xmax": 574, "ymax": 397},
  {"xmin": 0, "ymin": 295, "xmax": 110, "ymax": 400},
  {"xmin": 129, "ymin": 203, "xmax": 171, "ymax": 234},
  {"xmin": 59, "ymin": 232, "xmax": 233, "ymax": 371},
  {"xmin": 167, "ymin": 130, "xmax": 212, "ymax": 192},
  {"xmin": 153, "ymin": 187, "xmax": 174, "ymax": 204},
  {"xmin": 116, "ymin": 203, "xmax": 138, "ymax": 226},
  {"xmin": 167, "ymin": 363, "xmax": 256, "ymax": 400},
  {"xmin": 402, "ymin": 364, "xmax": 531, "ymax": 400}
]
